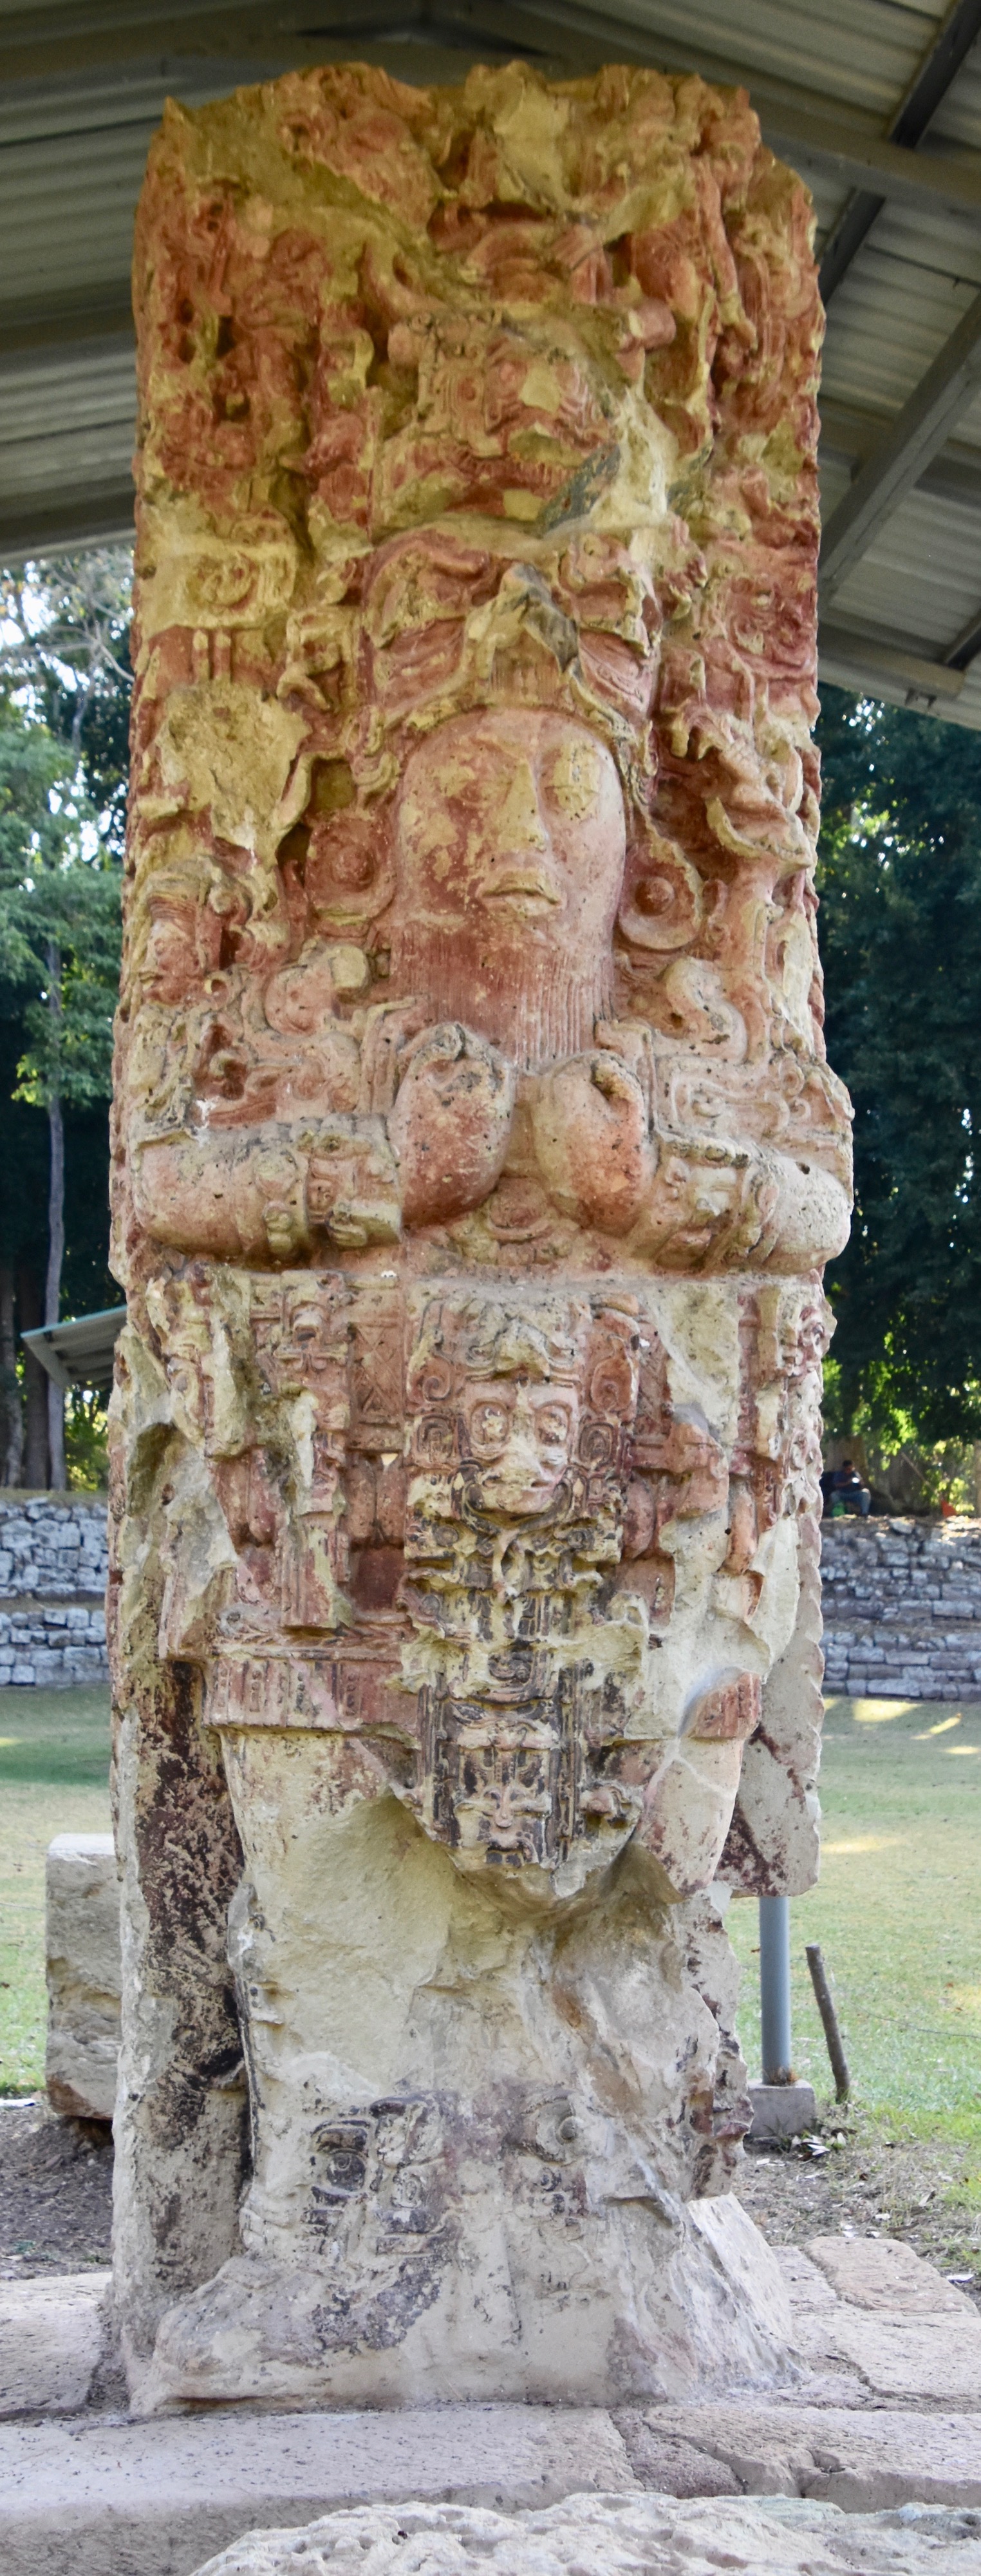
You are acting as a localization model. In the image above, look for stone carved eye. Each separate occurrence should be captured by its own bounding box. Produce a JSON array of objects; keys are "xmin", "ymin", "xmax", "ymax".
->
[
  {"xmin": 416, "ymin": 1416, "xmax": 454, "ymax": 1464},
  {"xmin": 534, "ymin": 1403, "xmax": 572, "ymax": 1450},
  {"xmin": 578, "ymin": 1422, "xmax": 613, "ymax": 1468},
  {"xmin": 312, "ymin": 2122, "xmax": 369, "ymax": 2200},
  {"xmin": 468, "ymin": 1400, "xmax": 512, "ymax": 1456},
  {"xmin": 590, "ymin": 1355, "xmax": 633, "ymax": 1414},
  {"xmin": 322, "ymin": 2148, "xmax": 366, "ymax": 2191},
  {"xmin": 418, "ymin": 1359, "xmax": 453, "ymax": 1404},
  {"xmin": 617, "ymin": 844, "xmax": 702, "ymax": 952}
]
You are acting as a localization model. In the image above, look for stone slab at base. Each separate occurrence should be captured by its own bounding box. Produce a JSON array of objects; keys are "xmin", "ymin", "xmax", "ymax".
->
[
  {"xmin": 0, "ymin": 2273, "xmax": 111, "ymax": 2419},
  {"xmin": 749, "ymin": 2083, "xmax": 818, "ymax": 2141},
  {"xmin": 5, "ymin": 2401, "xmax": 981, "ymax": 2576},
  {"xmin": 0, "ymin": 2405, "xmax": 637, "ymax": 2576},
  {"xmin": 789, "ymin": 2239, "xmax": 981, "ymax": 2405},
  {"xmin": 187, "ymin": 2494, "xmax": 981, "ymax": 2576},
  {"xmin": 645, "ymin": 2405, "xmax": 981, "ymax": 2511}
]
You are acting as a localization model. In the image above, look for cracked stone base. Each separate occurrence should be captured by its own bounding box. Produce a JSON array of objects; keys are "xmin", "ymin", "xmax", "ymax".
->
[{"xmin": 135, "ymin": 2195, "xmax": 794, "ymax": 2415}]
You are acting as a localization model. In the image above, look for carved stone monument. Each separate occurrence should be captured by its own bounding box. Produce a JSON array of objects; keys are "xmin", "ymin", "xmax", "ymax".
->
[{"xmin": 110, "ymin": 57, "xmax": 850, "ymax": 2409}]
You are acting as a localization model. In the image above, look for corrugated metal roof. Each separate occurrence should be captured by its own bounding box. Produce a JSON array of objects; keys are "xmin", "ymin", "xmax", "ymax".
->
[{"xmin": 1, "ymin": 0, "xmax": 980, "ymax": 722}]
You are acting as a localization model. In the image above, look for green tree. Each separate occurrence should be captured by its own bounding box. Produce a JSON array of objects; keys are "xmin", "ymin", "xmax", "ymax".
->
[
  {"xmin": 817, "ymin": 685, "xmax": 981, "ymax": 1452},
  {"xmin": 0, "ymin": 710, "xmax": 121, "ymax": 1484},
  {"xmin": 0, "ymin": 548, "xmax": 129, "ymax": 1488},
  {"xmin": 0, "ymin": 550, "xmax": 132, "ymax": 853}
]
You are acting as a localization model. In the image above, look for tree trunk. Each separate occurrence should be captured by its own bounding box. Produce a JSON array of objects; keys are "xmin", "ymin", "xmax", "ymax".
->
[
  {"xmin": 45, "ymin": 1089, "xmax": 66, "ymax": 1490},
  {"xmin": 44, "ymin": 939, "xmax": 66, "ymax": 1491},
  {"xmin": 0, "ymin": 1260, "xmax": 23, "ymax": 1486},
  {"xmin": 17, "ymin": 1265, "xmax": 49, "ymax": 1490}
]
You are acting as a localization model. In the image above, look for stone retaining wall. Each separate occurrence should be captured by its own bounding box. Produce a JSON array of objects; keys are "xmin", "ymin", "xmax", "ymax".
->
[
  {"xmin": 0, "ymin": 1495, "xmax": 108, "ymax": 1686},
  {"xmin": 821, "ymin": 1515, "xmax": 981, "ymax": 1700},
  {"xmin": 4, "ymin": 1497, "xmax": 978, "ymax": 1701}
]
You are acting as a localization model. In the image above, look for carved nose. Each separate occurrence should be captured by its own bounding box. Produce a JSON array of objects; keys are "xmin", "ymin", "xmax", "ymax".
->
[
  {"xmin": 493, "ymin": 1429, "xmax": 547, "ymax": 1486},
  {"xmin": 498, "ymin": 761, "xmax": 549, "ymax": 852}
]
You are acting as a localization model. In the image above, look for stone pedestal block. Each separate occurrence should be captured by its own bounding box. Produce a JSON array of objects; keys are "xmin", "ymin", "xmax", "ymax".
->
[
  {"xmin": 45, "ymin": 1835, "xmax": 120, "ymax": 2123},
  {"xmin": 749, "ymin": 2081, "xmax": 818, "ymax": 2141},
  {"xmin": 0, "ymin": 2273, "xmax": 111, "ymax": 2418}
]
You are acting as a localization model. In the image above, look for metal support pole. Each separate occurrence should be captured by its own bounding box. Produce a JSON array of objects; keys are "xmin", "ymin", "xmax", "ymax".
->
[{"xmin": 759, "ymin": 1895, "xmax": 793, "ymax": 2082}]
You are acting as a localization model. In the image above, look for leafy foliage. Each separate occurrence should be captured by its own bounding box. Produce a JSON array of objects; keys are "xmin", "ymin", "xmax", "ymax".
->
[
  {"xmin": 0, "ymin": 551, "xmax": 132, "ymax": 855},
  {"xmin": 0, "ymin": 717, "xmax": 120, "ymax": 1114},
  {"xmin": 818, "ymin": 687, "xmax": 981, "ymax": 1447},
  {"xmin": 0, "ymin": 551, "xmax": 130, "ymax": 1482}
]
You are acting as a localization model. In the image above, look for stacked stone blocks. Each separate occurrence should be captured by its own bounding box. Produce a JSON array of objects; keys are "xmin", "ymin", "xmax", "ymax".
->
[
  {"xmin": 821, "ymin": 1516, "xmax": 981, "ymax": 1701},
  {"xmin": 0, "ymin": 1496, "xmax": 109, "ymax": 1687}
]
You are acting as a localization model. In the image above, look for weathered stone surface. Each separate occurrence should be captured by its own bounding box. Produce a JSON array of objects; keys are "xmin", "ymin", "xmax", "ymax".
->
[
  {"xmin": 0, "ymin": 2273, "xmax": 111, "ymax": 2418},
  {"xmin": 779, "ymin": 2239, "xmax": 981, "ymax": 2407},
  {"xmin": 807, "ymin": 2235, "xmax": 980, "ymax": 2320},
  {"xmin": 0, "ymin": 2405, "xmax": 638, "ymax": 2576},
  {"xmin": 139, "ymin": 2192, "xmax": 795, "ymax": 2416},
  {"xmin": 649, "ymin": 2401, "xmax": 981, "ymax": 2510},
  {"xmin": 190, "ymin": 2494, "xmax": 981, "ymax": 2575},
  {"xmin": 45, "ymin": 1835, "xmax": 120, "ymax": 2121},
  {"xmin": 113, "ymin": 55, "xmax": 846, "ymax": 2407}
]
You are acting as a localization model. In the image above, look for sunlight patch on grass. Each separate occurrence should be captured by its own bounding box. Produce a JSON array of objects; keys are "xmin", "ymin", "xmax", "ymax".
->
[
  {"xmin": 850, "ymin": 1700, "xmax": 914, "ymax": 1724},
  {"xmin": 731, "ymin": 1694, "xmax": 981, "ymax": 2150},
  {"xmin": 820, "ymin": 1833, "xmax": 907, "ymax": 1855}
]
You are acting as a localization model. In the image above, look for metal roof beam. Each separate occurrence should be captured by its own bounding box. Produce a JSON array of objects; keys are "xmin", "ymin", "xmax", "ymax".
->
[
  {"xmin": 944, "ymin": 605, "xmax": 981, "ymax": 670},
  {"xmin": 1, "ymin": 5, "xmax": 981, "ymax": 229},
  {"xmin": 819, "ymin": 618, "xmax": 967, "ymax": 710},
  {"xmin": 819, "ymin": 292, "xmax": 981, "ymax": 598},
  {"xmin": 819, "ymin": 397, "xmax": 981, "ymax": 515},
  {"xmin": 0, "ymin": 294, "xmax": 135, "ymax": 364},
  {"xmin": 819, "ymin": 0, "xmax": 981, "ymax": 305},
  {"xmin": 0, "ymin": 489, "xmax": 136, "ymax": 567}
]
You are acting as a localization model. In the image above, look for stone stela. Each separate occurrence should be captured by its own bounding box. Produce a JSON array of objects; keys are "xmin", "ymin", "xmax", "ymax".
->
[{"xmin": 109, "ymin": 57, "xmax": 851, "ymax": 2412}]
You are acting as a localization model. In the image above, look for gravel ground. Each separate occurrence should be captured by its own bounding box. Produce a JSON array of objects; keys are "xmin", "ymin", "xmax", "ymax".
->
[
  {"xmin": 2, "ymin": 2096, "xmax": 979, "ymax": 2298},
  {"xmin": 0, "ymin": 2099, "xmax": 112, "ymax": 2278},
  {"xmin": 737, "ymin": 2123, "xmax": 981, "ymax": 2305}
]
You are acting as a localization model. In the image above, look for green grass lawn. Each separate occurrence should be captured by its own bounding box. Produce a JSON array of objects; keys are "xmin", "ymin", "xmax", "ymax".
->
[
  {"xmin": 0, "ymin": 1685, "xmax": 111, "ymax": 2095},
  {"xmin": 2, "ymin": 1685, "xmax": 980, "ymax": 2165},
  {"xmin": 729, "ymin": 1694, "xmax": 981, "ymax": 2153}
]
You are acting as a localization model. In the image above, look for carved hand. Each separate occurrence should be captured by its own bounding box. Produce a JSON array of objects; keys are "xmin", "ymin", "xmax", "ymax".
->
[
  {"xmin": 531, "ymin": 1052, "xmax": 654, "ymax": 1235},
  {"xmin": 137, "ymin": 1116, "xmax": 402, "ymax": 1262},
  {"xmin": 388, "ymin": 1023, "xmax": 516, "ymax": 1227}
]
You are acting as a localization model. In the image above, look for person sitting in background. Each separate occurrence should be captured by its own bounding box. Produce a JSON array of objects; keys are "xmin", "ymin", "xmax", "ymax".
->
[{"xmin": 821, "ymin": 1457, "xmax": 872, "ymax": 1517}]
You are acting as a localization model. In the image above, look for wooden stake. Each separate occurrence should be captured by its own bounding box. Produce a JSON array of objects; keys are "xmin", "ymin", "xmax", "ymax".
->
[{"xmin": 805, "ymin": 1942, "xmax": 851, "ymax": 2101}]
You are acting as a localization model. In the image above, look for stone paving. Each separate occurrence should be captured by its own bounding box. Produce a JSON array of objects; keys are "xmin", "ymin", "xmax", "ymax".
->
[{"xmin": 1, "ymin": 2229, "xmax": 980, "ymax": 2574}]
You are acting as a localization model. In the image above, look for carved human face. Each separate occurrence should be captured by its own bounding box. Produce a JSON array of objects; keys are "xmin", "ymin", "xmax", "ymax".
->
[
  {"xmin": 392, "ymin": 708, "xmax": 626, "ymax": 1066},
  {"xmin": 136, "ymin": 900, "xmax": 202, "ymax": 1005},
  {"xmin": 461, "ymin": 1376, "xmax": 578, "ymax": 1518},
  {"xmin": 447, "ymin": 1715, "xmax": 561, "ymax": 1869}
]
